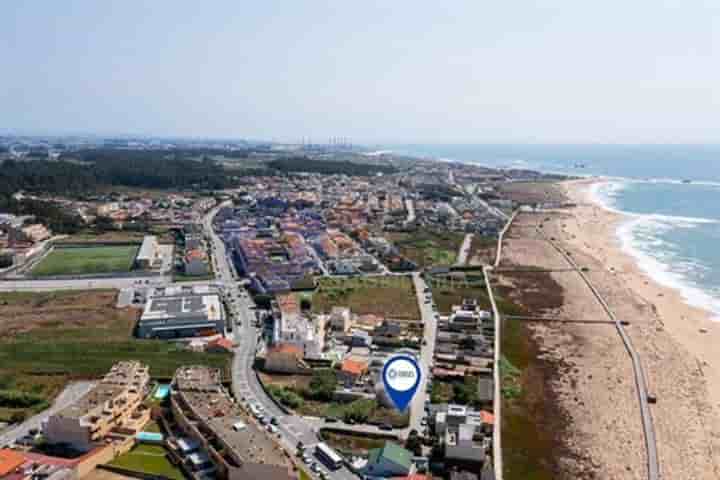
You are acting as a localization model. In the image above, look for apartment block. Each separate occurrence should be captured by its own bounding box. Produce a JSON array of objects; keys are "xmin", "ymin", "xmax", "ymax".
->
[{"xmin": 43, "ymin": 362, "xmax": 150, "ymax": 452}]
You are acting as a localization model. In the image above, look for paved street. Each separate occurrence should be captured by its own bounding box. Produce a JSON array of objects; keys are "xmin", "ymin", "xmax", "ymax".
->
[
  {"xmin": 204, "ymin": 203, "xmax": 356, "ymax": 480},
  {"xmin": 455, "ymin": 233, "xmax": 474, "ymax": 266},
  {"xmin": 0, "ymin": 276, "xmax": 169, "ymax": 291},
  {"xmin": 408, "ymin": 273, "xmax": 437, "ymax": 435},
  {"xmin": 0, "ymin": 381, "xmax": 96, "ymax": 448}
]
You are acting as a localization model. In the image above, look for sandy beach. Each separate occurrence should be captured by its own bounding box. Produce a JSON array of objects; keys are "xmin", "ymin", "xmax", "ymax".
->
[{"xmin": 498, "ymin": 179, "xmax": 720, "ymax": 479}]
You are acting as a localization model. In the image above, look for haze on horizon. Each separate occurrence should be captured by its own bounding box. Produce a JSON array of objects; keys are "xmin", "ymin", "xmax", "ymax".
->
[{"xmin": 1, "ymin": 1, "xmax": 719, "ymax": 144}]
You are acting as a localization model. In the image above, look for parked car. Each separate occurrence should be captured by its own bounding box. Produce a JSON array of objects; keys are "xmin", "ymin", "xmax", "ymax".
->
[{"xmin": 379, "ymin": 424, "xmax": 393, "ymax": 431}]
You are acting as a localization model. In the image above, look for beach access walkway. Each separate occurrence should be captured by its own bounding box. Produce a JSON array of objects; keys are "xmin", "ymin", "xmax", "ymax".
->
[{"xmin": 484, "ymin": 209, "xmax": 659, "ymax": 480}]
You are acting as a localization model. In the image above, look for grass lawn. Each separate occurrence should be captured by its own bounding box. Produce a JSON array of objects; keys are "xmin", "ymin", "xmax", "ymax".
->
[
  {"xmin": 0, "ymin": 290, "xmax": 230, "ymax": 421},
  {"xmin": 311, "ymin": 276, "xmax": 419, "ymax": 320},
  {"xmin": 110, "ymin": 444, "xmax": 184, "ymax": 480},
  {"xmin": 31, "ymin": 245, "xmax": 139, "ymax": 277},
  {"xmin": 387, "ymin": 230, "xmax": 465, "ymax": 269}
]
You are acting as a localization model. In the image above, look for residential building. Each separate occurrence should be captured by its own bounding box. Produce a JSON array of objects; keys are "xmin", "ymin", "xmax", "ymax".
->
[
  {"xmin": 184, "ymin": 248, "xmax": 209, "ymax": 276},
  {"xmin": 338, "ymin": 359, "xmax": 368, "ymax": 387},
  {"xmin": 362, "ymin": 442, "xmax": 413, "ymax": 478},
  {"xmin": 18, "ymin": 224, "xmax": 50, "ymax": 243},
  {"xmin": 206, "ymin": 337, "xmax": 234, "ymax": 354},
  {"xmin": 272, "ymin": 293, "xmax": 323, "ymax": 359},
  {"xmin": 434, "ymin": 404, "xmax": 491, "ymax": 465},
  {"xmin": 264, "ymin": 344, "xmax": 308, "ymax": 374},
  {"xmin": 42, "ymin": 362, "xmax": 150, "ymax": 452},
  {"xmin": 170, "ymin": 366, "xmax": 293, "ymax": 480},
  {"xmin": 329, "ymin": 306, "xmax": 352, "ymax": 333}
]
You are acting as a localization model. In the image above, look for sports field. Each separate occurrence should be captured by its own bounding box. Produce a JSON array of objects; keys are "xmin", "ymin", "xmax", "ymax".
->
[{"xmin": 31, "ymin": 245, "xmax": 139, "ymax": 277}]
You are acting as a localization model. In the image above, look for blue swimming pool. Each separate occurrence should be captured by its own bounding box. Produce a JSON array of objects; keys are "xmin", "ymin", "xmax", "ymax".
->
[
  {"xmin": 154, "ymin": 384, "xmax": 170, "ymax": 400},
  {"xmin": 136, "ymin": 432, "xmax": 164, "ymax": 442}
]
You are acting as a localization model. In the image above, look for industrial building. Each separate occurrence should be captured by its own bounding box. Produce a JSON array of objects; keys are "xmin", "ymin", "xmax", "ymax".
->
[
  {"xmin": 137, "ymin": 285, "xmax": 225, "ymax": 339},
  {"xmin": 42, "ymin": 361, "xmax": 150, "ymax": 452}
]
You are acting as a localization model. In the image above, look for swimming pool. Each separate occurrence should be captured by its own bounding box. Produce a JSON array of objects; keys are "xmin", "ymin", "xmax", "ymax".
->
[
  {"xmin": 154, "ymin": 384, "xmax": 170, "ymax": 400},
  {"xmin": 136, "ymin": 432, "xmax": 164, "ymax": 443}
]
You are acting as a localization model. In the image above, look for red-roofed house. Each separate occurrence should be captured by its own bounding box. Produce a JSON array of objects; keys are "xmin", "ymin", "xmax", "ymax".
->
[
  {"xmin": 206, "ymin": 337, "xmax": 234, "ymax": 353},
  {"xmin": 339, "ymin": 359, "xmax": 368, "ymax": 387},
  {"xmin": 0, "ymin": 449, "xmax": 25, "ymax": 477}
]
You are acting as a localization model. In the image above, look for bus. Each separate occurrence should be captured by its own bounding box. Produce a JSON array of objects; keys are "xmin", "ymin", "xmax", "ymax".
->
[{"xmin": 314, "ymin": 442, "xmax": 343, "ymax": 470}]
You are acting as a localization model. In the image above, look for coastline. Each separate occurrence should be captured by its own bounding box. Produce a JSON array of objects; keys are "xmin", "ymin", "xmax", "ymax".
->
[
  {"xmin": 563, "ymin": 178, "xmax": 720, "ymax": 402},
  {"xmin": 558, "ymin": 178, "xmax": 720, "ymax": 477}
]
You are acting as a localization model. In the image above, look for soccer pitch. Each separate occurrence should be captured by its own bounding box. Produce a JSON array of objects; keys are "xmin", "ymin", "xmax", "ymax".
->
[{"xmin": 31, "ymin": 245, "xmax": 139, "ymax": 277}]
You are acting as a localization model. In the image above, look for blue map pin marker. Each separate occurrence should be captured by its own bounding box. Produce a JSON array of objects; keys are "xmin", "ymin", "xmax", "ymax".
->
[{"xmin": 382, "ymin": 355, "xmax": 421, "ymax": 412}]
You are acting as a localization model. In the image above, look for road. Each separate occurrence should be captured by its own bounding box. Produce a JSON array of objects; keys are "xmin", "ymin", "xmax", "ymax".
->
[
  {"xmin": 204, "ymin": 203, "xmax": 356, "ymax": 480},
  {"xmin": 0, "ymin": 381, "xmax": 96, "ymax": 448},
  {"xmin": 404, "ymin": 198, "xmax": 416, "ymax": 224},
  {"xmin": 0, "ymin": 276, "xmax": 169, "ymax": 291},
  {"xmin": 455, "ymin": 233, "xmax": 474, "ymax": 266},
  {"xmin": 483, "ymin": 266, "xmax": 504, "ymax": 480},
  {"xmin": 407, "ymin": 273, "xmax": 437, "ymax": 435}
]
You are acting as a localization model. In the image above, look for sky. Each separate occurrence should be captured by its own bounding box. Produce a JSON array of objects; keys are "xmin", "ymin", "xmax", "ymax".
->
[{"xmin": 1, "ymin": 1, "xmax": 719, "ymax": 143}]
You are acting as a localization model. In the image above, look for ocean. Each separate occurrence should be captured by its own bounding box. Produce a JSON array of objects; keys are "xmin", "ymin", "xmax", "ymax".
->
[{"xmin": 384, "ymin": 144, "xmax": 720, "ymax": 318}]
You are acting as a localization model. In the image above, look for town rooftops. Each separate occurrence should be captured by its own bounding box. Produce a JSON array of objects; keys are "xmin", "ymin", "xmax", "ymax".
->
[
  {"xmin": 0, "ymin": 449, "xmax": 25, "ymax": 477},
  {"xmin": 172, "ymin": 366, "xmax": 286, "ymax": 467},
  {"xmin": 341, "ymin": 359, "xmax": 368, "ymax": 376},
  {"xmin": 275, "ymin": 292, "xmax": 300, "ymax": 317},
  {"xmin": 56, "ymin": 361, "xmax": 148, "ymax": 420}
]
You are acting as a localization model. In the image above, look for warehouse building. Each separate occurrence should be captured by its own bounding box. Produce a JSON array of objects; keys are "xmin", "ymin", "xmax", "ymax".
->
[{"xmin": 137, "ymin": 286, "xmax": 225, "ymax": 339}]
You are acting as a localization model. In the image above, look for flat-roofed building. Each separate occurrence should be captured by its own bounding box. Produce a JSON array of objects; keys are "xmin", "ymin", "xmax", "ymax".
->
[
  {"xmin": 137, "ymin": 286, "xmax": 225, "ymax": 339},
  {"xmin": 135, "ymin": 235, "xmax": 158, "ymax": 269},
  {"xmin": 170, "ymin": 366, "xmax": 294, "ymax": 480},
  {"xmin": 271, "ymin": 293, "xmax": 323, "ymax": 359},
  {"xmin": 42, "ymin": 362, "xmax": 150, "ymax": 452}
]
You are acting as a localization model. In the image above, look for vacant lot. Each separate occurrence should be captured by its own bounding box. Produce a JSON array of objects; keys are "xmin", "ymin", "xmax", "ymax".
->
[
  {"xmin": 311, "ymin": 276, "xmax": 419, "ymax": 320},
  {"xmin": 496, "ymin": 181, "xmax": 565, "ymax": 205},
  {"xmin": 109, "ymin": 444, "xmax": 184, "ymax": 480},
  {"xmin": 467, "ymin": 235, "xmax": 497, "ymax": 266},
  {"xmin": 31, "ymin": 245, "xmax": 139, "ymax": 277},
  {"xmin": 320, "ymin": 430, "xmax": 389, "ymax": 456},
  {"xmin": 0, "ymin": 290, "xmax": 229, "ymax": 422},
  {"xmin": 387, "ymin": 230, "xmax": 465, "ymax": 269}
]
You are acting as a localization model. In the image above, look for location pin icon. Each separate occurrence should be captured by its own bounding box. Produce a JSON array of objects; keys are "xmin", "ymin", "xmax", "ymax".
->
[{"xmin": 382, "ymin": 355, "xmax": 421, "ymax": 412}]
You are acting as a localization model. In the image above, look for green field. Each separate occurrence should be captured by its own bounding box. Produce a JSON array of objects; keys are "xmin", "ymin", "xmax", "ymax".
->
[
  {"xmin": 387, "ymin": 230, "xmax": 465, "ymax": 269},
  {"xmin": 109, "ymin": 444, "xmax": 185, "ymax": 480},
  {"xmin": 32, "ymin": 245, "xmax": 139, "ymax": 276},
  {"xmin": 311, "ymin": 276, "xmax": 419, "ymax": 320},
  {"xmin": 0, "ymin": 290, "xmax": 230, "ymax": 423}
]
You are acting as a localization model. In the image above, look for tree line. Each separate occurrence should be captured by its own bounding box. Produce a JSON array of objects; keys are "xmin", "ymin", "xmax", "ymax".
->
[{"xmin": 267, "ymin": 156, "xmax": 398, "ymax": 176}]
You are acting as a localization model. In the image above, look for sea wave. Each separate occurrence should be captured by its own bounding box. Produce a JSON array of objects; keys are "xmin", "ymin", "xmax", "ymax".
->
[
  {"xmin": 617, "ymin": 215, "xmax": 720, "ymax": 319},
  {"xmin": 588, "ymin": 180, "xmax": 720, "ymax": 224},
  {"xmin": 587, "ymin": 179, "xmax": 720, "ymax": 319}
]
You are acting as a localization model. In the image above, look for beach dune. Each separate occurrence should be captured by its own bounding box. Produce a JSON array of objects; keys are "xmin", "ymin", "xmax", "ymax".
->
[{"xmin": 501, "ymin": 179, "xmax": 720, "ymax": 479}]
